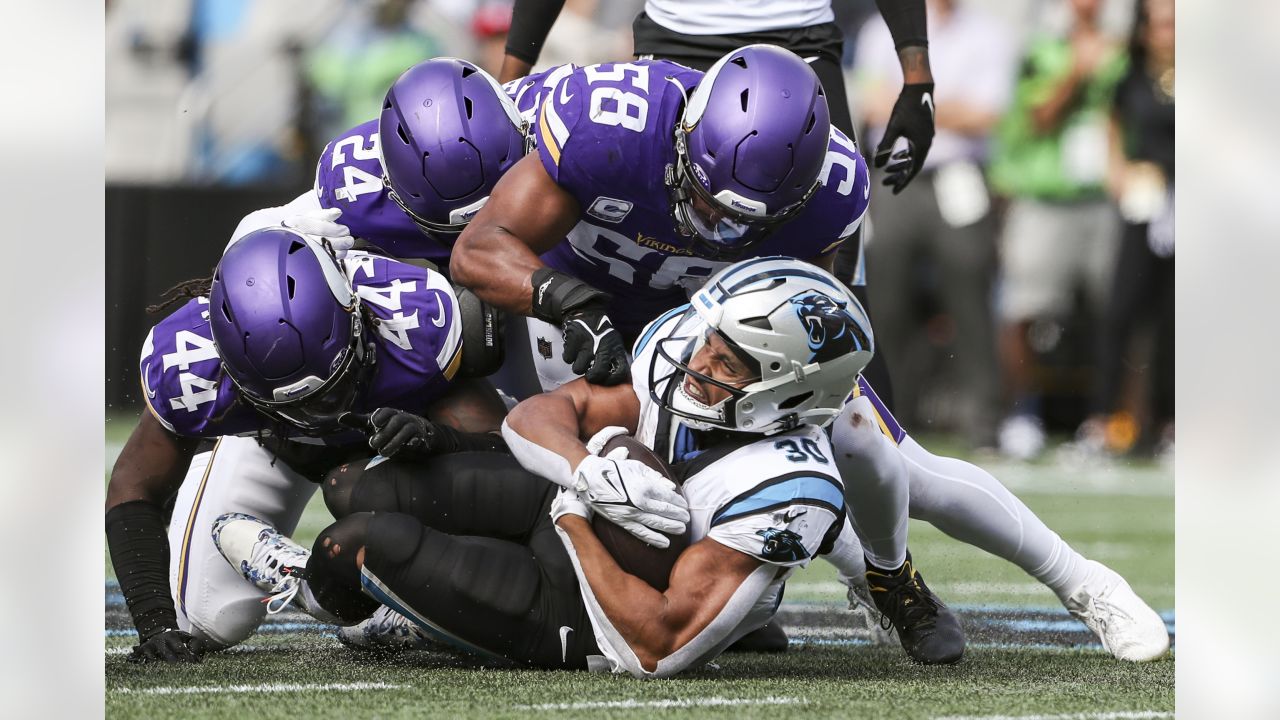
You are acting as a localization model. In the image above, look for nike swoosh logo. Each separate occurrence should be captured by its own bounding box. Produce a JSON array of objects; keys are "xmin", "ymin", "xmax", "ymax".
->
[
  {"xmin": 142, "ymin": 362, "xmax": 156, "ymax": 399},
  {"xmin": 559, "ymin": 80, "xmax": 574, "ymax": 106},
  {"xmin": 560, "ymin": 626, "xmax": 573, "ymax": 663},
  {"xmin": 431, "ymin": 295, "xmax": 447, "ymax": 327},
  {"xmin": 921, "ymin": 92, "xmax": 935, "ymax": 119}
]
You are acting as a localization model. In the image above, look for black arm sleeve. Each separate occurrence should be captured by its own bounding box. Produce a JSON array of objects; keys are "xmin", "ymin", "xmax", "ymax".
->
[
  {"xmin": 504, "ymin": 0, "xmax": 567, "ymax": 64},
  {"xmin": 106, "ymin": 500, "xmax": 178, "ymax": 641},
  {"xmin": 875, "ymin": 0, "xmax": 929, "ymax": 50}
]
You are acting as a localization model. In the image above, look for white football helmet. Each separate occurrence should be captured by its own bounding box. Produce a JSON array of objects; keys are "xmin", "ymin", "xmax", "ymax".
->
[{"xmin": 649, "ymin": 256, "xmax": 874, "ymax": 434}]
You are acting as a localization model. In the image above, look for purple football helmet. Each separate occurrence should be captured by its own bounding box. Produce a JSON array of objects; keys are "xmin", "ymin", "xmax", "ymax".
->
[
  {"xmin": 380, "ymin": 58, "xmax": 526, "ymax": 241},
  {"xmin": 209, "ymin": 227, "xmax": 368, "ymax": 433},
  {"xmin": 668, "ymin": 45, "xmax": 831, "ymax": 260}
]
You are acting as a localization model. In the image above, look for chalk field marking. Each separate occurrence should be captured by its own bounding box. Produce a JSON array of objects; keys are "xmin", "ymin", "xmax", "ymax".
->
[
  {"xmin": 517, "ymin": 696, "xmax": 807, "ymax": 711},
  {"xmin": 931, "ymin": 707, "xmax": 1172, "ymax": 712},
  {"xmin": 792, "ymin": 581, "xmax": 1054, "ymax": 598},
  {"xmin": 105, "ymin": 645, "xmax": 266, "ymax": 657},
  {"xmin": 111, "ymin": 682, "xmax": 405, "ymax": 696}
]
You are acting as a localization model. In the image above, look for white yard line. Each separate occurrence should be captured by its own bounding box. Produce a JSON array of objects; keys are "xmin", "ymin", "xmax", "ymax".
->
[
  {"xmin": 110, "ymin": 682, "xmax": 405, "ymax": 696},
  {"xmin": 517, "ymin": 696, "xmax": 808, "ymax": 711},
  {"xmin": 105, "ymin": 645, "xmax": 265, "ymax": 656},
  {"xmin": 936, "ymin": 707, "xmax": 1172, "ymax": 712},
  {"xmin": 791, "ymin": 581, "xmax": 1054, "ymax": 598}
]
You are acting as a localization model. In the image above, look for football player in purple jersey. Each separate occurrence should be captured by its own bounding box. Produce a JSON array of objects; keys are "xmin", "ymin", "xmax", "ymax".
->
[
  {"xmin": 452, "ymin": 44, "xmax": 1169, "ymax": 662},
  {"xmin": 227, "ymin": 57, "xmax": 538, "ymax": 269},
  {"xmin": 106, "ymin": 227, "xmax": 509, "ymax": 662}
]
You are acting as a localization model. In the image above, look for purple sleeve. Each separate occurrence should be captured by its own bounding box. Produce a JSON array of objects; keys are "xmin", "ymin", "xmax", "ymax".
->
[
  {"xmin": 344, "ymin": 254, "xmax": 463, "ymax": 411},
  {"xmin": 762, "ymin": 128, "xmax": 871, "ymax": 260},
  {"xmin": 507, "ymin": 64, "xmax": 578, "ymax": 153},
  {"xmin": 534, "ymin": 62, "xmax": 684, "ymax": 207},
  {"xmin": 315, "ymin": 121, "xmax": 452, "ymax": 265},
  {"xmin": 140, "ymin": 299, "xmax": 259, "ymax": 437}
]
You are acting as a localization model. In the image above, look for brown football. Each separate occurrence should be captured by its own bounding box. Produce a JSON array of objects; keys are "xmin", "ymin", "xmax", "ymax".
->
[{"xmin": 590, "ymin": 434, "xmax": 691, "ymax": 591}]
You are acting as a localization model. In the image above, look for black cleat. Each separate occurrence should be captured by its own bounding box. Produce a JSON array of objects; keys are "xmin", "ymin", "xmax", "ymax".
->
[
  {"xmin": 866, "ymin": 552, "xmax": 966, "ymax": 664},
  {"xmin": 724, "ymin": 622, "xmax": 788, "ymax": 653}
]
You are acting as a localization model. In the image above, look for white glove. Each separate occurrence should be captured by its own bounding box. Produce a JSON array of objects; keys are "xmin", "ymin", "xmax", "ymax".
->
[
  {"xmin": 283, "ymin": 207, "xmax": 354, "ymax": 258},
  {"xmin": 584, "ymin": 425, "xmax": 631, "ymax": 456},
  {"xmin": 550, "ymin": 487, "xmax": 592, "ymax": 524},
  {"xmin": 572, "ymin": 447, "xmax": 690, "ymax": 548}
]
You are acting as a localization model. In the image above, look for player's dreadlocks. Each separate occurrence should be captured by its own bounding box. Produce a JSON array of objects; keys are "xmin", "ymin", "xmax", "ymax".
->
[{"xmin": 147, "ymin": 274, "xmax": 214, "ymax": 315}]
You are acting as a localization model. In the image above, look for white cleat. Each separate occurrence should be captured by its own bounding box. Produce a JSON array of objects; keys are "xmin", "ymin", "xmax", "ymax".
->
[
  {"xmin": 1063, "ymin": 560, "xmax": 1170, "ymax": 662},
  {"xmin": 845, "ymin": 576, "xmax": 898, "ymax": 645},
  {"xmin": 212, "ymin": 512, "xmax": 311, "ymax": 615},
  {"xmin": 336, "ymin": 605, "xmax": 437, "ymax": 652}
]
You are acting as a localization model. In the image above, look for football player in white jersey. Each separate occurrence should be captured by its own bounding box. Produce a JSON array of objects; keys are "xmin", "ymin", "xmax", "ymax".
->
[{"xmin": 503, "ymin": 256, "xmax": 964, "ymax": 671}]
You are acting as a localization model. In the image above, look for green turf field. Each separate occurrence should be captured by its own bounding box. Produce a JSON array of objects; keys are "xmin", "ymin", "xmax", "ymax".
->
[{"xmin": 105, "ymin": 414, "xmax": 1174, "ymax": 719}]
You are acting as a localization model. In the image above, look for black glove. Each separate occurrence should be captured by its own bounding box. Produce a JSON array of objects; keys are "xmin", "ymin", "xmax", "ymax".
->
[
  {"xmin": 530, "ymin": 267, "xmax": 630, "ymax": 385},
  {"xmin": 128, "ymin": 628, "xmax": 206, "ymax": 663},
  {"xmin": 339, "ymin": 408, "xmax": 509, "ymax": 458},
  {"xmin": 874, "ymin": 82, "xmax": 935, "ymax": 194},
  {"xmin": 341, "ymin": 408, "xmax": 441, "ymax": 458},
  {"xmin": 561, "ymin": 308, "xmax": 629, "ymax": 384}
]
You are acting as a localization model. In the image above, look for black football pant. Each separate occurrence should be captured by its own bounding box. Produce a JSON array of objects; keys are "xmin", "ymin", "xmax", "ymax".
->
[
  {"xmin": 306, "ymin": 452, "xmax": 600, "ymax": 668},
  {"xmin": 631, "ymin": 15, "xmax": 895, "ymax": 410}
]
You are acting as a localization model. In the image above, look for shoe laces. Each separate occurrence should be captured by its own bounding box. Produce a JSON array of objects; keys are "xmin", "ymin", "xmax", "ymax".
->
[
  {"xmin": 1076, "ymin": 592, "xmax": 1136, "ymax": 640},
  {"xmin": 871, "ymin": 569, "xmax": 942, "ymax": 632},
  {"xmin": 262, "ymin": 570, "xmax": 301, "ymax": 615},
  {"xmin": 247, "ymin": 533, "xmax": 308, "ymax": 614}
]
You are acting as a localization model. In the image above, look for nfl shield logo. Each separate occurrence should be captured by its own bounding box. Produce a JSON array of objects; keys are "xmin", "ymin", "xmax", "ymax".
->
[{"xmin": 537, "ymin": 337, "xmax": 553, "ymax": 360}]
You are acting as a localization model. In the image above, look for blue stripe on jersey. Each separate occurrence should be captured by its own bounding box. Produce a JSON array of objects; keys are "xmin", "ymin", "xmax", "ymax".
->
[
  {"xmin": 710, "ymin": 472, "xmax": 845, "ymax": 527},
  {"xmin": 633, "ymin": 303, "xmax": 690, "ymax": 358}
]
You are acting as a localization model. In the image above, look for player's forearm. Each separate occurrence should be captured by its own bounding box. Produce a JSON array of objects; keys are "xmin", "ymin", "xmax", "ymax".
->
[
  {"xmin": 897, "ymin": 45, "xmax": 934, "ymax": 85},
  {"xmin": 107, "ymin": 500, "xmax": 181, "ymax": 640},
  {"xmin": 503, "ymin": 0, "xmax": 567, "ymax": 72},
  {"xmin": 106, "ymin": 415, "xmax": 198, "ymax": 639},
  {"xmin": 503, "ymin": 393, "xmax": 590, "ymax": 485},
  {"xmin": 451, "ymin": 222, "xmax": 544, "ymax": 315},
  {"xmin": 557, "ymin": 515, "xmax": 675, "ymax": 665}
]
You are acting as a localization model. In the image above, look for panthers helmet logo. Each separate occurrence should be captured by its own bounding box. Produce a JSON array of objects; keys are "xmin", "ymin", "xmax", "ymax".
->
[{"xmin": 789, "ymin": 292, "xmax": 868, "ymax": 363}]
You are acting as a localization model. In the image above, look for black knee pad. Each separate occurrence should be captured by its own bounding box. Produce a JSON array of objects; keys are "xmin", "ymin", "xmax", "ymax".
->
[
  {"xmin": 307, "ymin": 514, "xmax": 380, "ymax": 624},
  {"xmin": 322, "ymin": 460, "xmax": 368, "ymax": 519},
  {"xmin": 365, "ymin": 512, "xmax": 427, "ymax": 568}
]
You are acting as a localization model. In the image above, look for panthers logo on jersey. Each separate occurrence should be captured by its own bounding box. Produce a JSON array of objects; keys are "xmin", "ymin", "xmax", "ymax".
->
[
  {"xmin": 756, "ymin": 527, "xmax": 810, "ymax": 563},
  {"xmin": 790, "ymin": 292, "xmax": 869, "ymax": 363}
]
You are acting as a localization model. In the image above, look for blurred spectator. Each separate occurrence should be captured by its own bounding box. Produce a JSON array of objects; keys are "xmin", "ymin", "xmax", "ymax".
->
[
  {"xmin": 472, "ymin": 2, "xmax": 514, "ymax": 76},
  {"xmin": 856, "ymin": 0, "xmax": 1015, "ymax": 450},
  {"xmin": 186, "ymin": 0, "xmax": 344, "ymax": 184},
  {"xmin": 988, "ymin": 0, "xmax": 1128, "ymax": 460},
  {"xmin": 1076, "ymin": 0, "xmax": 1174, "ymax": 458},
  {"xmin": 306, "ymin": 0, "xmax": 441, "ymax": 146},
  {"xmin": 106, "ymin": 0, "xmax": 196, "ymax": 182}
]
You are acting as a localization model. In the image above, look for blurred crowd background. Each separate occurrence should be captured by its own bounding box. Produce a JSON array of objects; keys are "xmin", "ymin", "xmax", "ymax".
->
[{"xmin": 105, "ymin": 0, "xmax": 1174, "ymax": 463}]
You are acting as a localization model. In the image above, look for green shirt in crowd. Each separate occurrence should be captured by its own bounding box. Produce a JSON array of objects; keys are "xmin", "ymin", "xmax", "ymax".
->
[{"xmin": 989, "ymin": 35, "xmax": 1128, "ymax": 201}]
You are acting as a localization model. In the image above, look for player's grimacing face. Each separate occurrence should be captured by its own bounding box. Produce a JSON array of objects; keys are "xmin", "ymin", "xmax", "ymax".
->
[{"xmin": 683, "ymin": 331, "xmax": 757, "ymax": 406}]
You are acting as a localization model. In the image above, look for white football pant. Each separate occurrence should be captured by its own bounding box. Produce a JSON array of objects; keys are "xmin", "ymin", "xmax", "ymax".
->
[{"xmin": 167, "ymin": 435, "xmax": 319, "ymax": 648}]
